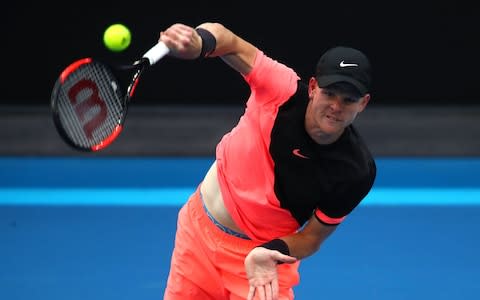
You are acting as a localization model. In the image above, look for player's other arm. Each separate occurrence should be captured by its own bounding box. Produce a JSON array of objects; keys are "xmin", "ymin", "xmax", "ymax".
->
[
  {"xmin": 244, "ymin": 216, "xmax": 337, "ymax": 290},
  {"xmin": 247, "ymin": 215, "xmax": 338, "ymax": 264},
  {"xmin": 282, "ymin": 215, "xmax": 338, "ymax": 259},
  {"xmin": 196, "ymin": 22, "xmax": 257, "ymax": 76}
]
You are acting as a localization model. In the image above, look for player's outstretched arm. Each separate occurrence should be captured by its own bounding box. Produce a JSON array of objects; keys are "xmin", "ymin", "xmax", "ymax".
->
[
  {"xmin": 159, "ymin": 22, "xmax": 257, "ymax": 76},
  {"xmin": 196, "ymin": 22, "xmax": 257, "ymax": 75}
]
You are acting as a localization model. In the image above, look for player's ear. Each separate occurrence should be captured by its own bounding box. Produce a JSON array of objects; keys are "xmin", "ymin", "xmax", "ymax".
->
[
  {"xmin": 308, "ymin": 77, "xmax": 318, "ymax": 98},
  {"xmin": 357, "ymin": 94, "xmax": 371, "ymax": 112}
]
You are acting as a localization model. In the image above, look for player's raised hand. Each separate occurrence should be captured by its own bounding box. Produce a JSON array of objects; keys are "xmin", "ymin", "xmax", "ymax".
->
[{"xmin": 159, "ymin": 23, "xmax": 202, "ymax": 60}]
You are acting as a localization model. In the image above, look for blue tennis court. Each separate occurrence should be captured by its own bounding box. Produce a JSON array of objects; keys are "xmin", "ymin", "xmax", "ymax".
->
[{"xmin": 1, "ymin": 157, "xmax": 480, "ymax": 299}]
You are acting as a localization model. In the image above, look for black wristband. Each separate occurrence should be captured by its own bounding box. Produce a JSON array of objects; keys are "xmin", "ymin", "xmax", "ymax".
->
[
  {"xmin": 195, "ymin": 28, "xmax": 217, "ymax": 59},
  {"xmin": 259, "ymin": 238, "xmax": 290, "ymax": 256}
]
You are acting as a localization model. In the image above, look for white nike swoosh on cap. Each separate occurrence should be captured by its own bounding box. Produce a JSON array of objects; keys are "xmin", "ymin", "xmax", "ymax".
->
[{"xmin": 339, "ymin": 60, "xmax": 358, "ymax": 67}]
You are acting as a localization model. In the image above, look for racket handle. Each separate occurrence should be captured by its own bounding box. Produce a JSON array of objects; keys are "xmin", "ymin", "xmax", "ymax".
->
[{"xmin": 143, "ymin": 42, "xmax": 170, "ymax": 66}]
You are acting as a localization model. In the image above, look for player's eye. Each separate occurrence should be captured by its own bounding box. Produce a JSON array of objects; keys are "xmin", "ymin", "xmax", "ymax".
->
[
  {"xmin": 321, "ymin": 89, "xmax": 336, "ymax": 98},
  {"xmin": 343, "ymin": 96, "xmax": 359, "ymax": 104}
]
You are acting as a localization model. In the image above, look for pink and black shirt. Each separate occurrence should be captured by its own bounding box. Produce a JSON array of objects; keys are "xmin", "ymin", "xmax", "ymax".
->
[{"xmin": 216, "ymin": 50, "xmax": 376, "ymax": 242}]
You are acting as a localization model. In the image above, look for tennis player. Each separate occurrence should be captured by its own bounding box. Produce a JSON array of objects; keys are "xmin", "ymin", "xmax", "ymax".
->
[{"xmin": 160, "ymin": 22, "xmax": 376, "ymax": 300}]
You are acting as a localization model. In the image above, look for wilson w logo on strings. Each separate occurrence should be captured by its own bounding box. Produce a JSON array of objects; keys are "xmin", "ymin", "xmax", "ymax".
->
[{"xmin": 67, "ymin": 79, "xmax": 108, "ymax": 139}]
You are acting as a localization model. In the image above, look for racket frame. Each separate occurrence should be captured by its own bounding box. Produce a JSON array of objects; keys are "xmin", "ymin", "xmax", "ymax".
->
[{"xmin": 51, "ymin": 42, "xmax": 169, "ymax": 152}]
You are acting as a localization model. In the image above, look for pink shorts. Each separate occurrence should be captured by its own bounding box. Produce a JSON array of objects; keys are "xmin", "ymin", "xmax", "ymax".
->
[{"xmin": 163, "ymin": 185, "xmax": 300, "ymax": 299}]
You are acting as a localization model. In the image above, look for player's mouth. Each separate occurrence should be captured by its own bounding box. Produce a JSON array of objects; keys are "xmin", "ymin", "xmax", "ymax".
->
[{"xmin": 326, "ymin": 114, "xmax": 341, "ymax": 122}]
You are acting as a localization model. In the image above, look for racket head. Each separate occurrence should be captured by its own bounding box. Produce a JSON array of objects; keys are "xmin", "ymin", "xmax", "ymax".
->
[{"xmin": 51, "ymin": 58, "xmax": 130, "ymax": 152}]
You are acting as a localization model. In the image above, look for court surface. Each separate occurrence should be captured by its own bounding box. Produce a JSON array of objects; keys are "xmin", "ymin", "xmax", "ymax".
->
[{"xmin": 1, "ymin": 157, "xmax": 480, "ymax": 299}]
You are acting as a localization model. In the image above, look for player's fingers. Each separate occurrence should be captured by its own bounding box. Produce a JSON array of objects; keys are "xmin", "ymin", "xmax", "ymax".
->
[
  {"xmin": 257, "ymin": 285, "xmax": 266, "ymax": 300},
  {"xmin": 266, "ymin": 283, "xmax": 273, "ymax": 300},
  {"xmin": 272, "ymin": 278, "xmax": 279, "ymax": 300},
  {"xmin": 273, "ymin": 252, "xmax": 297, "ymax": 264},
  {"xmin": 247, "ymin": 286, "xmax": 256, "ymax": 300},
  {"xmin": 161, "ymin": 25, "xmax": 191, "ymax": 44}
]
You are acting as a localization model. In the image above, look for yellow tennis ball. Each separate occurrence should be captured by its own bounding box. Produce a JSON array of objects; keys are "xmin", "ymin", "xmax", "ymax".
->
[{"xmin": 103, "ymin": 24, "xmax": 131, "ymax": 52}]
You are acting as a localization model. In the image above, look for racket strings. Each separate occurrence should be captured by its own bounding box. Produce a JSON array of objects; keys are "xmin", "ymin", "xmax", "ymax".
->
[{"xmin": 54, "ymin": 61, "xmax": 125, "ymax": 149}]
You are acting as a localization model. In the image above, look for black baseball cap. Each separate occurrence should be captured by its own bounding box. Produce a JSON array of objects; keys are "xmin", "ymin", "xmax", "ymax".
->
[{"xmin": 315, "ymin": 46, "xmax": 372, "ymax": 96}]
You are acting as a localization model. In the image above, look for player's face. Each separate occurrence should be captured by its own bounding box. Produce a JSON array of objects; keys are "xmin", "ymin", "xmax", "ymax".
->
[{"xmin": 305, "ymin": 77, "xmax": 370, "ymax": 144}]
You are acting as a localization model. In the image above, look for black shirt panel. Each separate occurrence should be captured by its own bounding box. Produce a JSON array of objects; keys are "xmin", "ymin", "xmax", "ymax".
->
[{"xmin": 270, "ymin": 81, "xmax": 377, "ymax": 225}]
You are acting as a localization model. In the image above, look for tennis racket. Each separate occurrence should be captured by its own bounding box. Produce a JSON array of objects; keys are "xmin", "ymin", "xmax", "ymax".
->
[{"xmin": 51, "ymin": 42, "xmax": 170, "ymax": 152}]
